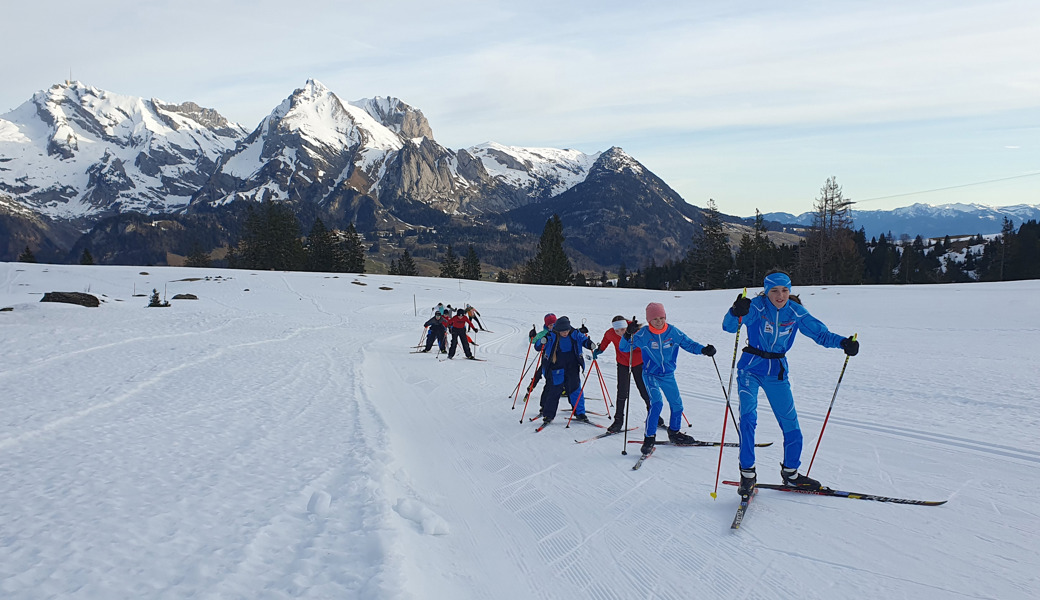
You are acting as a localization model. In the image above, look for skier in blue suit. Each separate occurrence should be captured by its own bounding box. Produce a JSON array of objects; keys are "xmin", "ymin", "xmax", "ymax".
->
[
  {"xmin": 620, "ymin": 302, "xmax": 716, "ymax": 455},
  {"xmin": 533, "ymin": 316, "xmax": 595, "ymax": 426},
  {"xmin": 723, "ymin": 270, "xmax": 859, "ymax": 496}
]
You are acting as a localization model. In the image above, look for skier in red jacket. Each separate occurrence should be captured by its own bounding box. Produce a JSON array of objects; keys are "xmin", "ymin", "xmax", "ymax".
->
[
  {"xmin": 447, "ymin": 308, "xmax": 477, "ymax": 359},
  {"xmin": 596, "ymin": 315, "xmax": 656, "ymax": 433}
]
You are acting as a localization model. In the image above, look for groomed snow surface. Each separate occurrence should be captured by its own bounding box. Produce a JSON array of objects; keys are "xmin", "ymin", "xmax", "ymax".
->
[{"xmin": 1, "ymin": 263, "xmax": 1037, "ymax": 600}]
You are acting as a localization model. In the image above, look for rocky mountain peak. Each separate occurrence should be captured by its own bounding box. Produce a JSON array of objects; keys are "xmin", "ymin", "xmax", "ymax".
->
[{"xmin": 352, "ymin": 96, "xmax": 434, "ymax": 141}]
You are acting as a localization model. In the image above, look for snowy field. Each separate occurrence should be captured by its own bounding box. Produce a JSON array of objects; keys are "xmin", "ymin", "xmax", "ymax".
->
[{"xmin": 1, "ymin": 262, "xmax": 1037, "ymax": 600}]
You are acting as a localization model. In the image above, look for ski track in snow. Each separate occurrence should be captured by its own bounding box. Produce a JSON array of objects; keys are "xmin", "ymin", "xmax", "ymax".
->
[{"xmin": 1, "ymin": 264, "xmax": 1039, "ymax": 599}]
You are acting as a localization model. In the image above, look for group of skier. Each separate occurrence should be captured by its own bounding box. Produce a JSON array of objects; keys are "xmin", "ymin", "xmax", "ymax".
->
[
  {"xmin": 522, "ymin": 269, "xmax": 859, "ymax": 497},
  {"xmin": 419, "ymin": 303, "xmax": 487, "ymax": 360}
]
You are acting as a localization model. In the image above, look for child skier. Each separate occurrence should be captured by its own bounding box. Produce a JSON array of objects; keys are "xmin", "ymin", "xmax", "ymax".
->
[
  {"xmin": 620, "ymin": 302, "xmax": 716, "ymax": 455},
  {"xmin": 447, "ymin": 308, "xmax": 477, "ymax": 360},
  {"xmin": 595, "ymin": 315, "xmax": 657, "ymax": 433},
  {"xmin": 533, "ymin": 316, "xmax": 595, "ymax": 425},
  {"xmin": 420, "ymin": 312, "xmax": 448, "ymax": 353},
  {"xmin": 723, "ymin": 270, "xmax": 859, "ymax": 496},
  {"xmin": 465, "ymin": 304, "xmax": 486, "ymax": 331}
]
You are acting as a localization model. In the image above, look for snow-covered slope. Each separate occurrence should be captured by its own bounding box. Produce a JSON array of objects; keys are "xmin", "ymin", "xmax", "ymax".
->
[
  {"xmin": 1, "ymin": 263, "xmax": 1036, "ymax": 599},
  {"xmin": 0, "ymin": 82, "xmax": 247, "ymax": 223},
  {"xmin": 466, "ymin": 142, "xmax": 599, "ymax": 197}
]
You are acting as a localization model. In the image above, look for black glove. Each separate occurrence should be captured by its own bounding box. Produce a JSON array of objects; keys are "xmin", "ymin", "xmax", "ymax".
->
[
  {"xmin": 579, "ymin": 324, "xmax": 589, "ymax": 334},
  {"xmin": 840, "ymin": 336, "xmax": 859, "ymax": 357},
  {"xmin": 624, "ymin": 320, "xmax": 640, "ymax": 340},
  {"xmin": 701, "ymin": 344, "xmax": 716, "ymax": 357},
  {"xmin": 730, "ymin": 294, "xmax": 751, "ymax": 318},
  {"xmin": 529, "ymin": 327, "xmax": 536, "ymax": 341}
]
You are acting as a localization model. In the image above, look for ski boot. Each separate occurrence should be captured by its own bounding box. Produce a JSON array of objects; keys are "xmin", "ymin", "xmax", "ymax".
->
[
  {"xmin": 572, "ymin": 413, "xmax": 590, "ymax": 423},
  {"xmin": 667, "ymin": 428, "xmax": 698, "ymax": 446},
  {"xmin": 737, "ymin": 467, "xmax": 757, "ymax": 497},
  {"xmin": 640, "ymin": 436, "xmax": 656, "ymax": 455},
  {"xmin": 606, "ymin": 417, "xmax": 624, "ymax": 434},
  {"xmin": 781, "ymin": 464, "xmax": 821, "ymax": 490}
]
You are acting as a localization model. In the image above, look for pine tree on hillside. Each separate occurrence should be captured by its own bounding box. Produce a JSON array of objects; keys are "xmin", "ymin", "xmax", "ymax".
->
[
  {"xmin": 799, "ymin": 177, "xmax": 862, "ymax": 285},
  {"xmin": 17, "ymin": 246, "xmax": 35, "ymax": 263},
  {"xmin": 524, "ymin": 214, "xmax": 572, "ymax": 285},
  {"xmin": 305, "ymin": 218, "xmax": 340, "ymax": 272},
  {"xmin": 462, "ymin": 245, "xmax": 481, "ymax": 280},
  {"xmin": 397, "ymin": 249, "xmax": 419, "ymax": 276},
  {"xmin": 440, "ymin": 244, "xmax": 461, "ymax": 278},
  {"xmin": 184, "ymin": 242, "xmax": 211, "ymax": 268},
  {"xmin": 234, "ymin": 201, "xmax": 305, "ymax": 271},
  {"xmin": 342, "ymin": 223, "xmax": 366, "ymax": 273},
  {"xmin": 80, "ymin": 248, "xmax": 95, "ymax": 265},
  {"xmin": 617, "ymin": 261, "xmax": 628, "ymax": 288},
  {"xmin": 682, "ymin": 199, "xmax": 732, "ymax": 290},
  {"xmin": 496, "ymin": 270, "xmax": 511, "ymax": 283}
]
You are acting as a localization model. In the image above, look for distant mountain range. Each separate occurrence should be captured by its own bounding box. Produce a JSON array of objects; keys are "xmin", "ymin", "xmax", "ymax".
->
[
  {"xmin": 1, "ymin": 80, "xmax": 1034, "ymax": 268},
  {"xmin": 759, "ymin": 203, "xmax": 1040, "ymax": 240}
]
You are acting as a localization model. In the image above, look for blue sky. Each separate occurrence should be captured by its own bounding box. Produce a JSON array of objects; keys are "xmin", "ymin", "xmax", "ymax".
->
[{"xmin": 3, "ymin": 0, "xmax": 1038, "ymax": 216}]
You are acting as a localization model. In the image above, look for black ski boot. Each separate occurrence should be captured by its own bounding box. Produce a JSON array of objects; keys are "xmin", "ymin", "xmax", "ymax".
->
[
  {"xmin": 640, "ymin": 436, "xmax": 656, "ymax": 455},
  {"xmin": 572, "ymin": 413, "xmax": 590, "ymax": 423},
  {"xmin": 737, "ymin": 467, "xmax": 757, "ymax": 497},
  {"xmin": 606, "ymin": 417, "xmax": 624, "ymax": 434},
  {"xmin": 542, "ymin": 417, "xmax": 553, "ymax": 426},
  {"xmin": 667, "ymin": 428, "xmax": 698, "ymax": 446},
  {"xmin": 781, "ymin": 464, "xmax": 821, "ymax": 490}
]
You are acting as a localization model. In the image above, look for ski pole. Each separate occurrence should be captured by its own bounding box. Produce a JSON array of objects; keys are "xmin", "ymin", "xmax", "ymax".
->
[
  {"xmin": 510, "ymin": 328, "xmax": 536, "ymax": 400},
  {"xmin": 711, "ymin": 289, "xmax": 746, "ymax": 499},
  {"xmin": 709, "ymin": 355, "xmax": 738, "ymax": 499},
  {"xmin": 518, "ymin": 353, "xmax": 543, "ymax": 422},
  {"xmin": 416, "ymin": 326, "xmax": 428, "ymax": 349},
  {"xmin": 593, "ymin": 359, "xmax": 613, "ymax": 414},
  {"xmin": 806, "ymin": 333, "xmax": 856, "ymax": 477},
  {"xmin": 511, "ymin": 356, "xmax": 539, "ymax": 409},
  {"xmin": 566, "ymin": 354, "xmax": 597, "ymax": 428},
  {"xmin": 622, "ymin": 316, "xmax": 637, "ymax": 455}
]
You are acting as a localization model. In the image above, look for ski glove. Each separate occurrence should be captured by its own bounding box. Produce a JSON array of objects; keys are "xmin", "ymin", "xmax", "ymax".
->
[
  {"xmin": 701, "ymin": 344, "xmax": 716, "ymax": 357},
  {"xmin": 840, "ymin": 336, "xmax": 859, "ymax": 357},
  {"xmin": 592, "ymin": 349, "xmax": 603, "ymax": 360},
  {"xmin": 625, "ymin": 321, "xmax": 640, "ymax": 337},
  {"xmin": 529, "ymin": 327, "xmax": 537, "ymax": 340},
  {"xmin": 579, "ymin": 324, "xmax": 589, "ymax": 334},
  {"xmin": 730, "ymin": 294, "xmax": 751, "ymax": 318}
]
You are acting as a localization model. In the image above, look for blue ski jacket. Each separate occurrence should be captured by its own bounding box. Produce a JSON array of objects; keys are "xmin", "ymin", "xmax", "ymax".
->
[
  {"xmin": 619, "ymin": 324, "xmax": 704, "ymax": 377},
  {"xmin": 722, "ymin": 296, "xmax": 845, "ymax": 380},
  {"xmin": 535, "ymin": 330, "xmax": 594, "ymax": 374}
]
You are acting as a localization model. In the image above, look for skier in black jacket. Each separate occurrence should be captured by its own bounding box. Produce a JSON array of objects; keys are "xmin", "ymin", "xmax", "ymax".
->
[{"xmin": 420, "ymin": 312, "xmax": 449, "ymax": 353}]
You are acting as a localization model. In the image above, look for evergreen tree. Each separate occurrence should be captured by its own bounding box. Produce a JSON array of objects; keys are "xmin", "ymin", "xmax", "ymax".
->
[
  {"xmin": 184, "ymin": 242, "xmax": 211, "ymax": 268},
  {"xmin": 617, "ymin": 261, "xmax": 628, "ymax": 288},
  {"xmin": 388, "ymin": 258, "xmax": 399, "ymax": 275},
  {"xmin": 462, "ymin": 245, "xmax": 482, "ymax": 280},
  {"xmin": 682, "ymin": 199, "xmax": 732, "ymax": 290},
  {"xmin": 147, "ymin": 288, "xmax": 169, "ymax": 307},
  {"xmin": 304, "ymin": 218, "xmax": 339, "ymax": 272},
  {"xmin": 233, "ymin": 201, "xmax": 305, "ymax": 271},
  {"xmin": 397, "ymin": 249, "xmax": 419, "ymax": 276},
  {"xmin": 496, "ymin": 270, "xmax": 511, "ymax": 283},
  {"xmin": 524, "ymin": 214, "xmax": 573, "ymax": 285},
  {"xmin": 440, "ymin": 244, "xmax": 461, "ymax": 278},
  {"xmin": 342, "ymin": 223, "xmax": 366, "ymax": 273},
  {"xmin": 17, "ymin": 246, "xmax": 35, "ymax": 263},
  {"xmin": 734, "ymin": 210, "xmax": 778, "ymax": 286},
  {"xmin": 798, "ymin": 177, "xmax": 862, "ymax": 285},
  {"xmin": 79, "ymin": 248, "xmax": 95, "ymax": 265}
]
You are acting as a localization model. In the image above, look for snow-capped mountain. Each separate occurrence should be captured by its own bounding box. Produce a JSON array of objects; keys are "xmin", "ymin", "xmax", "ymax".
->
[
  {"xmin": 760, "ymin": 202, "xmax": 1040, "ymax": 239},
  {"xmin": 0, "ymin": 81, "xmax": 247, "ymax": 226},
  {"xmin": 188, "ymin": 80, "xmax": 604, "ymax": 224}
]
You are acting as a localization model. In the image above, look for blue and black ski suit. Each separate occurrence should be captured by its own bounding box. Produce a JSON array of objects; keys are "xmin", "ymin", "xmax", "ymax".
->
[
  {"xmin": 422, "ymin": 315, "xmax": 448, "ymax": 352},
  {"xmin": 534, "ymin": 329, "xmax": 594, "ymax": 420},
  {"xmin": 620, "ymin": 324, "xmax": 706, "ymax": 437},
  {"xmin": 722, "ymin": 296, "xmax": 846, "ymax": 470}
]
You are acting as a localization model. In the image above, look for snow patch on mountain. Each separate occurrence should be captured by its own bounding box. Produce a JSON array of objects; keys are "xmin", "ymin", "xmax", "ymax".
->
[{"xmin": 467, "ymin": 142, "xmax": 598, "ymax": 196}]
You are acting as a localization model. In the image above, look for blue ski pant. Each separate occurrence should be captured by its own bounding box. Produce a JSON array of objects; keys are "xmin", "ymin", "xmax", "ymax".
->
[
  {"xmin": 642, "ymin": 371, "xmax": 684, "ymax": 437},
  {"xmin": 540, "ymin": 367, "xmax": 586, "ymax": 418},
  {"xmin": 737, "ymin": 369, "xmax": 803, "ymax": 470}
]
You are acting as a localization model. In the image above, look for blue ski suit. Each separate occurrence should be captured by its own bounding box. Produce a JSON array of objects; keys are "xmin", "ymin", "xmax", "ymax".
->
[
  {"xmin": 620, "ymin": 324, "xmax": 706, "ymax": 437},
  {"xmin": 535, "ymin": 329, "xmax": 594, "ymax": 420},
  {"xmin": 722, "ymin": 296, "xmax": 846, "ymax": 470}
]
